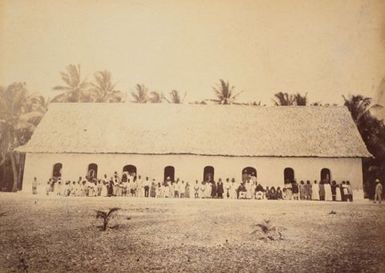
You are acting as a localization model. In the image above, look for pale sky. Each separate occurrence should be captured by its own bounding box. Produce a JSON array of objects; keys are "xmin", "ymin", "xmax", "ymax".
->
[{"xmin": 1, "ymin": 0, "xmax": 385, "ymax": 105}]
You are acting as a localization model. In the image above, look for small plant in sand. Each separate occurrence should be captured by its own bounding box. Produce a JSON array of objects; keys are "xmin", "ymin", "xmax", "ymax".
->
[
  {"xmin": 251, "ymin": 219, "xmax": 284, "ymax": 241},
  {"xmin": 96, "ymin": 208, "xmax": 121, "ymax": 231}
]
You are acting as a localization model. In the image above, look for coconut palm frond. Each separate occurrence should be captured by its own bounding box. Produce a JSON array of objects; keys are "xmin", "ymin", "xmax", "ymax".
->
[
  {"xmin": 95, "ymin": 210, "xmax": 107, "ymax": 219},
  {"xmin": 212, "ymin": 79, "xmax": 241, "ymax": 105},
  {"xmin": 107, "ymin": 207, "xmax": 120, "ymax": 218},
  {"xmin": 131, "ymin": 84, "xmax": 149, "ymax": 103},
  {"xmin": 53, "ymin": 64, "xmax": 90, "ymax": 102}
]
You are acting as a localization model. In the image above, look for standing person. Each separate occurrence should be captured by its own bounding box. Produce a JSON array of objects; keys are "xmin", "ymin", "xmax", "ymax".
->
[
  {"xmin": 292, "ymin": 181, "xmax": 299, "ymax": 200},
  {"xmin": 299, "ymin": 181, "xmax": 305, "ymax": 200},
  {"xmin": 324, "ymin": 181, "xmax": 332, "ymax": 201},
  {"xmin": 131, "ymin": 178, "xmax": 138, "ymax": 197},
  {"xmin": 331, "ymin": 181, "xmax": 337, "ymax": 201},
  {"xmin": 200, "ymin": 181, "xmax": 206, "ymax": 199},
  {"xmin": 32, "ymin": 177, "xmax": 38, "ymax": 195},
  {"xmin": 231, "ymin": 178, "xmax": 237, "ymax": 199},
  {"xmin": 276, "ymin": 187, "xmax": 283, "ymax": 200},
  {"xmin": 205, "ymin": 181, "xmax": 211, "ymax": 198},
  {"xmin": 164, "ymin": 180, "xmax": 170, "ymax": 198},
  {"xmin": 346, "ymin": 181, "xmax": 353, "ymax": 202},
  {"xmin": 56, "ymin": 180, "xmax": 63, "ymax": 196},
  {"xmin": 319, "ymin": 181, "xmax": 325, "ymax": 201},
  {"xmin": 174, "ymin": 179, "xmax": 180, "ymax": 198},
  {"xmin": 265, "ymin": 186, "xmax": 270, "ymax": 200},
  {"xmin": 194, "ymin": 180, "xmax": 200, "ymax": 198},
  {"xmin": 180, "ymin": 181, "xmax": 186, "ymax": 198},
  {"xmin": 374, "ymin": 179, "xmax": 383, "ymax": 204},
  {"xmin": 270, "ymin": 187, "xmax": 277, "ymax": 200},
  {"xmin": 108, "ymin": 178, "xmax": 114, "ymax": 197},
  {"xmin": 306, "ymin": 180, "xmax": 312, "ymax": 200},
  {"xmin": 97, "ymin": 180, "xmax": 103, "ymax": 196},
  {"xmin": 144, "ymin": 177, "xmax": 150, "ymax": 197},
  {"xmin": 335, "ymin": 182, "xmax": 341, "ymax": 201},
  {"xmin": 185, "ymin": 181, "xmax": 190, "ymax": 198},
  {"xmin": 224, "ymin": 178, "xmax": 231, "ymax": 199},
  {"xmin": 217, "ymin": 179, "xmax": 224, "ymax": 199},
  {"xmin": 136, "ymin": 175, "xmax": 144, "ymax": 197},
  {"xmin": 211, "ymin": 180, "xmax": 217, "ymax": 198},
  {"xmin": 341, "ymin": 181, "xmax": 347, "ymax": 201},
  {"xmin": 101, "ymin": 180, "xmax": 108, "ymax": 197},
  {"xmin": 312, "ymin": 181, "xmax": 319, "ymax": 200},
  {"xmin": 157, "ymin": 182, "xmax": 163, "ymax": 198},
  {"xmin": 285, "ymin": 181, "xmax": 293, "ymax": 200},
  {"xmin": 150, "ymin": 180, "xmax": 156, "ymax": 198}
]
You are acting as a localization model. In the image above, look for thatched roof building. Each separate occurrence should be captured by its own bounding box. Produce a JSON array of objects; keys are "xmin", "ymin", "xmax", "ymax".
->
[
  {"xmin": 18, "ymin": 103, "xmax": 370, "ymax": 157},
  {"xmin": 18, "ymin": 103, "xmax": 370, "ymax": 197}
]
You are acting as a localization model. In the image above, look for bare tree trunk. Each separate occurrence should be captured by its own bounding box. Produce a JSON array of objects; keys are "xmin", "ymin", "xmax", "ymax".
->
[
  {"xmin": 10, "ymin": 152, "xmax": 18, "ymax": 192},
  {"xmin": 17, "ymin": 153, "xmax": 26, "ymax": 191}
]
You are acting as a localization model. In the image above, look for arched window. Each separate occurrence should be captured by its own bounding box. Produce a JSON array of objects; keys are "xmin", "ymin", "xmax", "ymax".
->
[
  {"xmin": 87, "ymin": 163, "xmax": 98, "ymax": 180},
  {"xmin": 284, "ymin": 168, "xmax": 294, "ymax": 184},
  {"xmin": 203, "ymin": 166, "xmax": 214, "ymax": 182},
  {"xmin": 242, "ymin": 167, "xmax": 257, "ymax": 182},
  {"xmin": 320, "ymin": 168, "xmax": 331, "ymax": 183},
  {"xmin": 164, "ymin": 166, "xmax": 175, "ymax": 182},
  {"xmin": 123, "ymin": 165, "xmax": 137, "ymax": 177},
  {"xmin": 52, "ymin": 163, "xmax": 62, "ymax": 179}
]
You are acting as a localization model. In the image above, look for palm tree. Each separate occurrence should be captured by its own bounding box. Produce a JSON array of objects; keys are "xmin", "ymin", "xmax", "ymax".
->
[
  {"xmin": 343, "ymin": 94, "xmax": 385, "ymax": 199},
  {"xmin": 342, "ymin": 95, "xmax": 383, "ymax": 124},
  {"xmin": 52, "ymin": 64, "xmax": 91, "ymax": 102},
  {"xmin": 164, "ymin": 90, "xmax": 186, "ymax": 104},
  {"xmin": 0, "ymin": 83, "xmax": 47, "ymax": 191},
  {"xmin": 273, "ymin": 92, "xmax": 295, "ymax": 106},
  {"xmin": 273, "ymin": 92, "xmax": 308, "ymax": 106},
  {"xmin": 90, "ymin": 71, "xmax": 123, "ymax": 102},
  {"xmin": 294, "ymin": 93, "xmax": 307, "ymax": 106},
  {"xmin": 210, "ymin": 79, "xmax": 242, "ymax": 105},
  {"xmin": 131, "ymin": 84, "xmax": 149, "ymax": 103}
]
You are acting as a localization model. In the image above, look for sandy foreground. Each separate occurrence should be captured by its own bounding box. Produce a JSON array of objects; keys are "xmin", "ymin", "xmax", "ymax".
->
[{"xmin": 0, "ymin": 193, "xmax": 384, "ymax": 273}]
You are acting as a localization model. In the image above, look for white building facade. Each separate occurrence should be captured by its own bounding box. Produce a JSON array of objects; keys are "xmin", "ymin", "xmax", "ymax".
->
[{"xmin": 18, "ymin": 103, "xmax": 371, "ymax": 198}]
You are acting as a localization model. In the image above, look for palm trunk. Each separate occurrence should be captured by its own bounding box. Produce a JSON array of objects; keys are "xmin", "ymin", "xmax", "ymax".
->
[
  {"xmin": 17, "ymin": 153, "xmax": 26, "ymax": 190},
  {"xmin": 10, "ymin": 152, "xmax": 18, "ymax": 192}
]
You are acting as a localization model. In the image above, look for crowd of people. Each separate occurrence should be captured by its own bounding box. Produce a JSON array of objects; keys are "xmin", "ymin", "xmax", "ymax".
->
[{"xmin": 29, "ymin": 170, "xmax": 368, "ymax": 202}]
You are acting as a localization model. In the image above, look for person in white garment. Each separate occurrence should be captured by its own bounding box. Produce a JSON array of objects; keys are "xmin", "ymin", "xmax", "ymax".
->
[
  {"xmin": 312, "ymin": 180, "xmax": 320, "ymax": 200},
  {"xmin": 335, "ymin": 182, "xmax": 341, "ymax": 201},
  {"xmin": 136, "ymin": 175, "xmax": 144, "ymax": 197},
  {"xmin": 200, "ymin": 181, "xmax": 205, "ymax": 198},
  {"xmin": 164, "ymin": 180, "xmax": 170, "ymax": 198},
  {"xmin": 205, "ymin": 181, "xmax": 211, "ymax": 198},
  {"xmin": 231, "ymin": 178, "xmax": 238, "ymax": 199},
  {"xmin": 324, "ymin": 181, "xmax": 332, "ymax": 201}
]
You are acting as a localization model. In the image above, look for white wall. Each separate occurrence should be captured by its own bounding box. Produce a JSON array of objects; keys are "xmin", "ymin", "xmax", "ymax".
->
[{"xmin": 22, "ymin": 153, "xmax": 364, "ymax": 197}]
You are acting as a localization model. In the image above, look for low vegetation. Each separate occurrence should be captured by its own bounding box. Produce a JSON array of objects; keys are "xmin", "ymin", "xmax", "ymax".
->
[
  {"xmin": 95, "ymin": 207, "xmax": 121, "ymax": 231},
  {"xmin": 1, "ymin": 195, "xmax": 384, "ymax": 273}
]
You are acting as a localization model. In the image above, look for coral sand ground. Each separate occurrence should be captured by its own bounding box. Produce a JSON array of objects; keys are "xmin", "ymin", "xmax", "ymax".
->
[{"xmin": 0, "ymin": 193, "xmax": 384, "ymax": 273}]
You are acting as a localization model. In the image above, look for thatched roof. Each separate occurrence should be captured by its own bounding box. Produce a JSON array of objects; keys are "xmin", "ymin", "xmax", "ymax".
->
[{"xmin": 17, "ymin": 103, "xmax": 371, "ymax": 157}]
